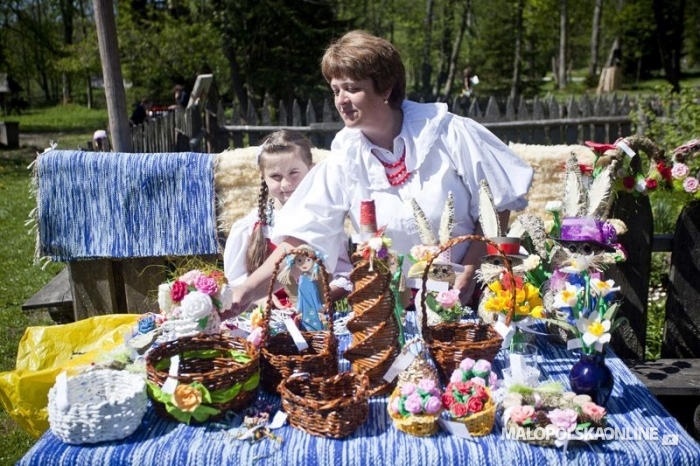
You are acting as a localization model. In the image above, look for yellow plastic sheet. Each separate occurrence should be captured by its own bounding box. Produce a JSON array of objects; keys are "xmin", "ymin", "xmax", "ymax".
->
[{"xmin": 0, "ymin": 314, "xmax": 140, "ymax": 438}]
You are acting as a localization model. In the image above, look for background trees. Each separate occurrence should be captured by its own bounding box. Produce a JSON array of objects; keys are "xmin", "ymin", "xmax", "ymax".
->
[{"xmin": 0, "ymin": 0, "xmax": 697, "ymax": 111}]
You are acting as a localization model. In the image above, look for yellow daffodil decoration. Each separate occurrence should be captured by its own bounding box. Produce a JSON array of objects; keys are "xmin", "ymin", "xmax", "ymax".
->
[{"xmin": 482, "ymin": 272, "xmax": 544, "ymax": 320}]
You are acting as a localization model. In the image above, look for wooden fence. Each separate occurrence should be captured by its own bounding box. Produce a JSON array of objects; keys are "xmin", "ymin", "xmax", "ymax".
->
[{"xmin": 129, "ymin": 92, "xmax": 638, "ymax": 153}]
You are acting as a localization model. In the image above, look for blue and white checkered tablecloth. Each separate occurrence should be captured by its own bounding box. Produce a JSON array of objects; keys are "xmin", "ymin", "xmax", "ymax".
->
[{"xmin": 18, "ymin": 323, "xmax": 700, "ymax": 466}]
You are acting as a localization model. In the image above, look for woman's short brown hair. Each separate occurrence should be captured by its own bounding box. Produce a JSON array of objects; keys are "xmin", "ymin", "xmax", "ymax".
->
[{"xmin": 321, "ymin": 30, "xmax": 406, "ymax": 109}]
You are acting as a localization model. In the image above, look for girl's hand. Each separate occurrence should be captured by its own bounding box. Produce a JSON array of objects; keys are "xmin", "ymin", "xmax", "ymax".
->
[
  {"xmin": 453, "ymin": 265, "xmax": 477, "ymax": 306},
  {"xmin": 221, "ymin": 284, "xmax": 253, "ymax": 319}
]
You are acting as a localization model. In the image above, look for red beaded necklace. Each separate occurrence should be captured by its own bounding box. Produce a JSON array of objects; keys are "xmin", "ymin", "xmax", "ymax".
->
[{"xmin": 376, "ymin": 147, "xmax": 412, "ymax": 187}]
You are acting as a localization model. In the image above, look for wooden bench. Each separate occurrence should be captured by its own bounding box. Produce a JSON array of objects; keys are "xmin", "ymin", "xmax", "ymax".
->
[{"xmin": 21, "ymin": 268, "xmax": 73, "ymax": 323}]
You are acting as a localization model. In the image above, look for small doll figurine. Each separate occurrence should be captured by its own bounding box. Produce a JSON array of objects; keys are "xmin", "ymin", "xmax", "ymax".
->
[{"xmin": 278, "ymin": 245, "xmax": 327, "ymax": 331}]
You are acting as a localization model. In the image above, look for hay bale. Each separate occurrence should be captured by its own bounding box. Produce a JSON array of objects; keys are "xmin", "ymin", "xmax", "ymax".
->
[{"xmin": 214, "ymin": 143, "xmax": 595, "ymax": 239}]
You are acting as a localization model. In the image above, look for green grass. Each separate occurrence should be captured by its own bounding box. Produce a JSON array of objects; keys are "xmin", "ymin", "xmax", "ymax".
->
[
  {"xmin": 0, "ymin": 158, "xmax": 63, "ymax": 465},
  {"xmin": 5, "ymin": 104, "xmax": 108, "ymax": 133}
]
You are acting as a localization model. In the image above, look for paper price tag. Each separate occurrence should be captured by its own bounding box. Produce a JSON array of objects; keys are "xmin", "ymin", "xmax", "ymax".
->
[
  {"xmin": 55, "ymin": 371, "xmax": 70, "ymax": 413},
  {"xmin": 509, "ymin": 353, "xmax": 527, "ymax": 383},
  {"xmin": 284, "ymin": 318, "xmax": 309, "ymax": 352},
  {"xmin": 494, "ymin": 321, "xmax": 515, "ymax": 348},
  {"xmin": 161, "ymin": 355, "xmax": 180, "ymax": 394},
  {"xmin": 269, "ymin": 411, "xmax": 288, "ymax": 429},
  {"xmin": 616, "ymin": 140, "xmax": 636, "ymax": 158},
  {"xmin": 383, "ymin": 351, "xmax": 417, "ymax": 382},
  {"xmin": 438, "ymin": 418, "xmax": 473, "ymax": 439},
  {"xmin": 404, "ymin": 278, "xmax": 450, "ymax": 293}
]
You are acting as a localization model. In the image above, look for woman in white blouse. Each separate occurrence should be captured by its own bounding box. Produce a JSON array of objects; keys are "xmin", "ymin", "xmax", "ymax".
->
[{"xmin": 223, "ymin": 30, "xmax": 533, "ymax": 318}]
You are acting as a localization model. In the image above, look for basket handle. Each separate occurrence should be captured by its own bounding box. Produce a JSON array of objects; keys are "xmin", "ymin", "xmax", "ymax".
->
[
  {"xmin": 419, "ymin": 235, "xmax": 517, "ymax": 344},
  {"xmin": 261, "ymin": 247, "xmax": 334, "ymax": 344},
  {"xmin": 602, "ymin": 135, "xmax": 666, "ymax": 174}
]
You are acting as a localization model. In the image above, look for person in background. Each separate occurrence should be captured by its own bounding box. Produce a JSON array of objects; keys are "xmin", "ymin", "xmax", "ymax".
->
[
  {"xmin": 223, "ymin": 130, "xmax": 352, "ymax": 311},
  {"xmin": 170, "ymin": 84, "xmax": 190, "ymax": 110},
  {"xmin": 92, "ymin": 129, "xmax": 110, "ymax": 151},
  {"xmin": 224, "ymin": 30, "xmax": 533, "ymax": 318},
  {"xmin": 129, "ymin": 97, "xmax": 152, "ymax": 126}
]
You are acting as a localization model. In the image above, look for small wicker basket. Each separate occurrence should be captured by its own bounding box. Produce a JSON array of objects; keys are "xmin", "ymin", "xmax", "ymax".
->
[
  {"xmin": 146, "ymin": 332, "xmax": 259, "ymax": 423},
  {"xmin": 48, "ymin": 369, "xmax": 147, "ymax": 444},
  {"xmin": 387, "ymin": 387, "xmax": 441, "ymax": 437},
  {"xmin": 279, "ymin": 372, "xmax": 370, "ymax": 438},
  {"xmin": 420, "ymin": 235, "xmax": 515, "ymax": 383},
  {"xmin": 260, "ymin": 248, "xmax": 338, "ymax": 393},
  {"xmin": 446, "ymin": 389, "xmax": 497, "ymax": 437}
]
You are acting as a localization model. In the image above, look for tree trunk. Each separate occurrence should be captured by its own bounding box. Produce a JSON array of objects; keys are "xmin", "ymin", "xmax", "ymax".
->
[
  {"xmin": 652, "ymin": 0, "xmax": 685, "ymax": 93},
  {"xmin": 93, "ymin": 0, "xmax": 131, "ymax": 152},
  {"xmin": 86, "ymin": 71, "xmax": 93, "ymax": 109},
  {"xmin": 558, "ymin": 0, "xmax": 568, "ymax": 90},
  {"xmin": 421, "ymin": 0, "xmax": 435, "ymax": 99},
  {"xmin": 511, "ymin": 0, "xmax": 524, "ymax": 101},
  {"xmin": 441, "ymin": 0, "xmax": 472, "ymax": 100},
  {"xmin": 59, "ymin": 0, "xmax": 74, "ymax": 104},
  {"xmin": 588, "ymin": 0, "xmax": 604, "ymax": 80}
]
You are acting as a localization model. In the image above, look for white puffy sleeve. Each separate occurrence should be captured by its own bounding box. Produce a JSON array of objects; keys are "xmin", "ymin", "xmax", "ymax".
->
[
  {"xmin": 446, "ymin": 116, "xmax": 534, "ymax": 219},
  {"xmin": 223, "ymin": 209, "xmax": 259, "ymax": 285},
  {"xmin": 271, "ymin": 159, "xmax": 352, "ymax": 274}
]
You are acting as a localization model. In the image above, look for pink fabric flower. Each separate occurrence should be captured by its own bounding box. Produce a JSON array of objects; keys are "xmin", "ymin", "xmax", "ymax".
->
[
  {"xmin": 390, "ymin": 396, "xmax": 401, "ymax": 414},
  {"xmin": 510, "ymin": 405, "xmax": 536, "ymax": 425},
  {"xmin": 179, "ymin": 270, "xmax": 204, "ymax": 286},
  {"xmin": 459, "ymin": 358, "xmax": 475, "ymax": 372},
  {"xmin": 170, "ymin": 280, "xmax": 188, "ymax": 302},
  {"xmin": 404, "ymin": 394, "xmax": 423, "ymax": 414},
  {"xmin": 471, "ymin": 376, "xmax": 487, "ymax": 386},
  {"xmin": 246, "ymin": 326, "xmax": 263, "ymax": 347},
  {"xmin": 547, "ymin": 408, "xmax": 579, "ymax": 432},
  {"xmin": 424, "ymin": 396, "xmax": 442, "ymax": 414},
  {"xmin": 683, "ymin": 177, "xmax": 700, "ymax": 194},
  {"xmin": 400, "ymin": 382, "xmax": 416, "ymax": 396},
  {"xmin": 195, "ymin": 275, "xmax": 219, "ymax": 296},
  {"xmin": 450, "ymin": 370, "xmax": 464, "ymax": 384},
  {"xmin": 581, "ymin": 402, "xmax": 607, "ymax": 423},
  {"xmin": 417, "ymin": 379, "xmax": 437, "ymax": 395},
  {"xmin": 472, "ymin": 359, "xmax": 492, "ymax": 377},
  {"xmin": 488, "ymin": 371, "xmax": 498, "ymax": 387},
  {"xmin": 435, "ymin": 289, "xmax": 460, "ymax": 309},
  {"xmin": 672, "ymin": 163, "xmax": 690, "ymax": 179}
]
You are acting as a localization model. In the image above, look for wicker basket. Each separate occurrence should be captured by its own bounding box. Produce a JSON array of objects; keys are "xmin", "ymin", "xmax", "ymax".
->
[
  {"xmin": 396, "ymin": 337, "xmax": 439, "ymax": 387},
  {"xmin": 279, "ymin": 372, "xmax": 370, "ymax": 438},
  {"xmin": 260, "ymin": 248, "xmax": 338, "ymax": 393},
  {"xmin": 420, "ymin": 235, "xmax": 515, "ymax": 383},
  {"xmin": 387, "ymin": 387, "xmax": 441, "ymax": 437},
  {"xmin": 447, "ymin": 389, "xmax": 497, "ymax": 437},
  {"xmin": 48, "ymin": 369, "xmax": 147, "ymax": 444},
  {"xmin": 146, "ymin": 333, "xmax": 260, "ymax": 423}
]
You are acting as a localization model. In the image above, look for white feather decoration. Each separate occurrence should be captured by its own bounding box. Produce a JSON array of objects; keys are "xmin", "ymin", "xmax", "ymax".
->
[
  {"xmin": 410, "ymin": 198, "xmax": 437, "ymax": 245},
  {"xmin": 563, "ymin": 153, "xmax": 586, "ymax": 218},
  {"xmin": 439, "ymin": 192, "xmax": 455, "ymax": 245},
  {"xmin": 506, "ymin": 217, "xmax": 525, "ymax": 238},
  {"xmin": 478, "ymin": 180, "xmax": 501, "ymax": 238},
  {"xmin": 586, "ymin": 164, "xmax": 614, "ymax": 219}
]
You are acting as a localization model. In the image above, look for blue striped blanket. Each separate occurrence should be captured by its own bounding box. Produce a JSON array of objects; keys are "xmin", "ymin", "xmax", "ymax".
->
[{"xmin": 36, "ymin": 150, "xmax": 218, "ymax": 261}]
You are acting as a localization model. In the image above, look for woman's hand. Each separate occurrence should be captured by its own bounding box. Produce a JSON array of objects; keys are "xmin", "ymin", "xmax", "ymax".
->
[{"xmin": 453, "ymin": 265, "xmax": 478, "ymax": 306}]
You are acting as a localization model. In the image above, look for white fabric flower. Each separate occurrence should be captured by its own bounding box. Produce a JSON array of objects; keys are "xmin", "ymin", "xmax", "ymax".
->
[
  {"xmin": 553, "ymin": 282, "xmax": 581, "ymax": 309},
  {"xmin": 589, "ymin": 278, "xmax": 620, "ymax": 298},
  {"xmin": 368, "ymin": 236, "xmax": 384, "ymax": 251},
  {"xmin": 180, "ymin": 291, "xmax": 214, "ymax": 320},
  {"xmin": 576, "ymin": 311, "xmax": 611, "ymax": 351},
  {"xmin": 158, "ymin": 283, "xmax": 174, "ymax": 314},
  {"xmin": 545, "ymin": 201, "xmax": 562, "ymax": 213},
  {"xmin": 214, "ymin": 285, "xmax": 233, "ymax": 312},
  {"xmin": 523, "ymin": 254, "xmax": 541, "ymax": 272}
]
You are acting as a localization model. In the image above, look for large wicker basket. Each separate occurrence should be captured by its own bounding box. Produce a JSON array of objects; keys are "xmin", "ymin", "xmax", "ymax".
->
[
  {"xmin": 279, "ymin": 372, "xmax": 370, "ymax": 438},
  {"xmin": 48, "ymin": 369, "xmax": 147, "ymax": 444},
  {"xmin": 146, "ymin": 333, "xmax": 260, "ymax": 423},
  {"xmin": 420, "ymin": 235, "xmax": 515, "ymax": 383},
  {"xmin": 387, "ymin": 387, "xmax": 441, "ymax": 437},
  {"xmin": 260, "ymin": 248, "xmax": 338, "ymax": 393}
]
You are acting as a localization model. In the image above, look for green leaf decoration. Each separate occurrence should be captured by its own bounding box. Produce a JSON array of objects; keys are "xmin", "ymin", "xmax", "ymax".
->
[
  {"xmin": 243, "ymin": 371, "xmax": 261, "ymax": 391},
  {"xmin": 210, "ymin": 382, "xmax": 242, "ymax": 404}
]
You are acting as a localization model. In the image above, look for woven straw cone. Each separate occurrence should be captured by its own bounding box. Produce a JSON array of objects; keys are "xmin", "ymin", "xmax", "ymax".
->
[
  {"xmin": 279, "ymin": 372, "xmax": 370, "ymax": 439},
  {"xmin": 396, "ymin": 339, "xmax": 439, "ymax": 387},
  {"xmin": 345, "ymin": 255, "xmax": 400, "ymax": 396},
  {"xmin": 387, "ymin": 388, "xmax": 441, "ymax": 437},
  {"xmin": 260, "ymin": 248, "xmax": 338, "ymax": 393},
  {"xmin": 420, "ymin": 235, "xmax": 514, "ymax": 384},
  {"xmin": 146, "ymin": 333, "xmax": 260, "ymax": 423},
  {"xmin": 448, "ymin": 390, "xmax": 497, "ymax": 437}
]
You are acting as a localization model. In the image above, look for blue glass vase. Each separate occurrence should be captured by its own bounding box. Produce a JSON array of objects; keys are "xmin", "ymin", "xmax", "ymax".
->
[{"xmin": 568, "ymin": 352, "xmax": 614, "ymax": 406}]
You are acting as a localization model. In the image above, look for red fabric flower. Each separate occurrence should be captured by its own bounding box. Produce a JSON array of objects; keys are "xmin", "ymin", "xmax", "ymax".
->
[
  {"xmin": 170, "ymin": 280, "xmax": 188, "ymax": 302},
  {"xmin": 578, "ymin": 164, "xmax": 594, "ymax": 175},
  {"xmin": 657, "ymin": 162, "xmax": 672, "ymax": 184},
  {"xmin": 645, "ymin": 178, "xmax": 658, "ymax": 190},
  {"xmin": 454, "ymin": 381, "xmax": 472, "ymax": 395},
  {"xmin": 467, "ymin": 396, "xmax": 484, "ymax": 414},
  {"xmin": 441, "ymin": 393, "xmax": 455, "ymax": 409},
  {"xmin": 622, "ymin": 176, "xmax": 636, "ymax": 190},
  {"xmin": 585, "ymin": 141, "xmax": 617, "ymax": 154},
  {"xmin": 451, "ymin": 403, "xmax": 469, "ymax": 418},
  {"xmin": 208, "ymin": 270, "xmax": 225, "ymax": 284}
]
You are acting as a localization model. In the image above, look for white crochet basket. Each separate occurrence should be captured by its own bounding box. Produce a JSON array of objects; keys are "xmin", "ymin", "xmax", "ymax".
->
[{"xmin": 48, "ymin": 369, "xmax": 148, "ymax": 444}]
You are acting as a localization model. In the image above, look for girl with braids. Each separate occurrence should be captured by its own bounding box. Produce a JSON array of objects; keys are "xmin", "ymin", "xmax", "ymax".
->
[
  {"xmin": 223, "ymin": 130, "xmax": 353, "ymax": 311},
  {"xmin": 223, "ymin": 130, "xmax": 314, "ymax": 289}
]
